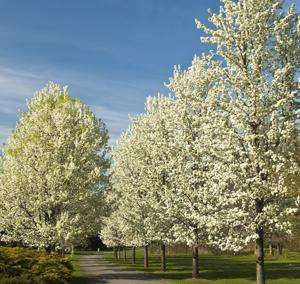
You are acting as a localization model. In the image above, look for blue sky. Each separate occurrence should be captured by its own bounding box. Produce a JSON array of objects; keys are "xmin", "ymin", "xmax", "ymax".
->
[{"xmin": 0, "ymin": 0, "xmax": 298, "ymax": 144}]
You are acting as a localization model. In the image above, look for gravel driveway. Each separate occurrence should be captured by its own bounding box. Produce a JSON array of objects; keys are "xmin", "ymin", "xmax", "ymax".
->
[{"xmin": 77, "ymin": 254, "xmax": 168, "ymax": 284}]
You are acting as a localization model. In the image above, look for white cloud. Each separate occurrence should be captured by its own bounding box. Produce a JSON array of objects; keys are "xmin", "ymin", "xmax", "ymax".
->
[
  {"xmin": 92, "ymin": 105, "xmax": 135, "ymax": 145},
  {"xmin": 93, "ymin": 105, "xmax": 130, "ymax": 129},
  {"xmin": 0, "ymin": 65, "xmax": 41, "ymax": 100},
  {"xmin": 0, "ymin": 63, "xmax": 159, "ymax": 146},
  {"xmin": 0, "ymin": 126, "xmax": 12, "ymax": 145},
  {"xmin": 0, "ymin": 98, "xmax": 22, "ymax": 115}
]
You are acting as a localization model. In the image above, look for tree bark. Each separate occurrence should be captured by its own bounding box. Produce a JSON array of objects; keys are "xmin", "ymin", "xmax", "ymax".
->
[
  {"xmin": 277, "ymin": 242, "xmax": 283, "ymax": 256},
  {"xmin": 161, "ymin": 243, "xmax": 166, "ymax": 272},
  {"xmin": 45, "ymin": 244, "xmax": 55, "ymax": 254},
  {"xmin": 117, "ymin": 246, "xmax": 121, "ymax": 260},
  {"xmin": 269, "ymin": 243, "xmax": 274, "ymax": 256},
  {"xmin": 144, "ymin": 245, "xmax": 149, "ymax": 268},
  {"xmin": 132, "ymin": 247, "xmax": 136, "ymax": 264},
  {"xmin": 255, "ymin": 199, "xmax": 265, "ymax": 284},
  {"xmin": 60, "ymin": 248, "xmax": 65, "ymax": 257},
  {"xmin": 45, "ymin": 245, "xmax": 51, "ymax": 254},
  {"xmin": 192, "ymin": 245, "xmax": 199, "ymax": 279},
  {"xmin": 113, "ymin": 247, "xmax": 117, "ymax": 259},
  {"xmin": 124, "ymin": 246, "xmax": 127, "ymax": 262},
  {"xmin": 256, "ymin": 227, "xmax": 265, "ymax": 284}
]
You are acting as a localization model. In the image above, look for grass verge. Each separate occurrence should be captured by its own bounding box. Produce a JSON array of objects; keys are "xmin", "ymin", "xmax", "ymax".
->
[{"xmin": 104, "ymin": 249, "xmax": 300, "ymax": 284}]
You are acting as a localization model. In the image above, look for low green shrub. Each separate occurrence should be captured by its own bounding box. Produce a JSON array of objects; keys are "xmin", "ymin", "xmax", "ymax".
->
[
  {"xmin": 0, "ymin": 274, "xmax": 33, "ymax": 284},
  {"xmin": 31, "ymin": 255, "xmax": 72, "ymax": 282},
  {"xmin": 0, "ymin": 247, "xmax": 72, "ymax": 284},
  {"xmin": 36, "ymin": 273, "xmax": 69, "ymax": 284}
]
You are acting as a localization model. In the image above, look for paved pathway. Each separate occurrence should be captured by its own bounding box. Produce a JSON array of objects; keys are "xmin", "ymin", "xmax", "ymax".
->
[{"xmin": 77, "ymin": 254, "xmax": 167, "ymax": 284}]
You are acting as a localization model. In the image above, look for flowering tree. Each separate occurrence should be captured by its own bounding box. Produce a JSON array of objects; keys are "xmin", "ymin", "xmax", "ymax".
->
[
  {"xmin": 0, "ymin": 83, "xmax": 110, "ymax": 251},
  {"xmin": 131, "ymin": 96, "xmax": 178, "ymax": 271},
  {"xmin": 165, "ymin": 55, "xmax": 229, "ymax": 278},
  {"xmin": 100, "ymin": 211, "xmax": 127, "ymax": 260},
  {"xmin": 196, "ymin": 1, "xmax": 300, "ymax": 283},
  {"xmin": 107, "ymin": 81, "xmax": 226, "ymax": 278},
  {"xmin": 105, "ymin": 96, "xmax": 178, "ymax": 270},
  {"xmin": 107, "ymin": 117, "xmax": 156, "ymax": 268}
]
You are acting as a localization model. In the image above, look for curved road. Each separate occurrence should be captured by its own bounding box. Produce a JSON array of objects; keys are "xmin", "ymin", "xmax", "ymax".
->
[{"xmin": 77, "ymin": 254, "xmax": 167, "ymax": 284}]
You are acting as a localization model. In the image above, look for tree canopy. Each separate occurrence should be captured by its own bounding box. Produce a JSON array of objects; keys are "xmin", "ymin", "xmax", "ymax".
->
[{"xmin": 0, "ymin": 82, "xmax": 110, "ymax": 250}]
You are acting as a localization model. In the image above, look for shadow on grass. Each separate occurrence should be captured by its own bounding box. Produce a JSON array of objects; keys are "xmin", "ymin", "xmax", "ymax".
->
[
  {"xmin": 105, "ymin": 253, "xmax": 300, "ymax": 283},
  {"xmin": 70, "ymin": 274, "xmax": 95, "ymax": 284},
  {"xmin": 70, "ymin": 276, "xmax": 116, "ymax": 284},
  {"xmin": 72, "ymin": 250, "xmax": 99, "ymax": 255}
]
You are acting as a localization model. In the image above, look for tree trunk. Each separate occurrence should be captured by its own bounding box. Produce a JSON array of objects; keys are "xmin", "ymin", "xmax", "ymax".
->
[
  {"xmin": 45, "ymin": 246, "xmax": 51, "ymax": 254},
  {"xmin": 113, "ymin": 247, "xmax": 117, "ymax": 259},
  {"xmin": 124, "ymin": 246, "xmax": 127, "ymax": 262},
  {"xmin": 132, "ymin": 247, "xmax": 136, "ymax": 264},
  {"xmin": 161, "ymin": 243, "xmax": 166, "ymax": 272},
  {"xmin": 144, "ymin": 245, "xmax": 149, "ymax": 268},
  {"xmin": 277, "ymin": 242, "xmax": 283, "ymax": 256},
  {"xmin": 60, "ymin": 248, "xmax": 65, "ymax": 257},
  {"xmin": 117, "ymin": 246, "xmax": 121, "ymax": 260},
  {"xmin": 269, "ymin": 243, "xmax": 274, "ymax": 256},
  {"xmin": 256, "ymin": 227, "xmax": 265, "ymax": 284},
  {"xmin": 45, "ymin": 244, "xmax": 55, "ymax": 254},
  {"xmin": 192, "ymin": 245, "xmax": 199, "ymax": 279},
  {"xmin": 255, "ymin": 199, "xmax": 265, "ymax": 284}
]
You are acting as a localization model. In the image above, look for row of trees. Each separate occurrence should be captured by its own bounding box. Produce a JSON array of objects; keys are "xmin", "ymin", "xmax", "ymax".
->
[
  {"xmin": 101, "ymin": 1, "xmax": 300, "ymax": 284},
  {"xmin": 0, "ymin": 1, "xmax": 298, "ymax": 284},
  {"xmin": 0, "ymin": 83, "xmax": 111, "ymax": 252}
]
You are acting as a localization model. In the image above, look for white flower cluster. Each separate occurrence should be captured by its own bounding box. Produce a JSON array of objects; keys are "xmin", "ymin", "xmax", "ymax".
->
[{"xmin": 0, "ymin": 83, "xmax": 110, "ymax": 250}]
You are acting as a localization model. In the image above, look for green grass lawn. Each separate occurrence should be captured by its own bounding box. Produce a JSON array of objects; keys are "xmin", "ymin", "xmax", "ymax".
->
[{"xmin": 104, "ymin": 249, "xmax": 300, "ymax": 284}]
